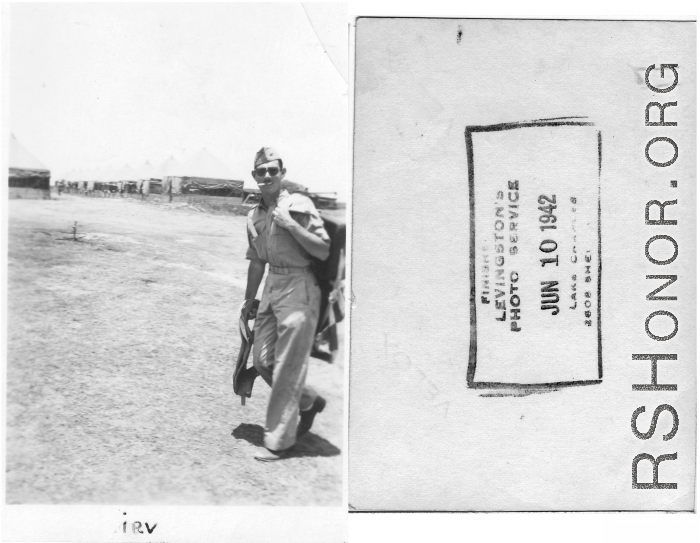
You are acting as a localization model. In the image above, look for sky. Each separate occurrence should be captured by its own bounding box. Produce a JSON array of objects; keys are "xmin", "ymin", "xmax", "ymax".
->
[{"xmin": 7, "ymin": 2, "xmax": 348, "ymax": 199}]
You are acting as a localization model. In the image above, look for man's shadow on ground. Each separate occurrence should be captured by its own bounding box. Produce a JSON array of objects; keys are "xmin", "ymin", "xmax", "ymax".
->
[{"xmin": 232, "ymin": 423, "xmax": 340, "ymax": 458}]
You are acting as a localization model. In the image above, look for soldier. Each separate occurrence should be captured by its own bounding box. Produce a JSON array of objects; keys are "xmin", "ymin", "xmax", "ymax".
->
[{"xmin": 243, "ymin": 147, "xmax": 330, "ymax": 462}]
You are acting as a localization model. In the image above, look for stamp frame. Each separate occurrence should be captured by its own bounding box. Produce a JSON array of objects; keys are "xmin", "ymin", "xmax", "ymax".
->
[{"xmin": 465, "ymin": 118, "xmax": 603, "ymax": 389}]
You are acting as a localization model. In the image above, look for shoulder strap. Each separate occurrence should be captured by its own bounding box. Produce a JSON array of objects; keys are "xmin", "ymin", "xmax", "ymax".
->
[{"xmin": 247, "ymin": 208, "xmax": 259, "ymax": 240}]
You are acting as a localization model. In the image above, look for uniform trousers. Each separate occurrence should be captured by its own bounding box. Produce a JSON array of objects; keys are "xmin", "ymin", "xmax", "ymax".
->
[{"xmin": 252, "ymin": 269, "xmax": 320, "ymax": 451}]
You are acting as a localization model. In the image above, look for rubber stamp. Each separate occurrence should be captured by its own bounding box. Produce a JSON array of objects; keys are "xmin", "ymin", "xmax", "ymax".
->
[{"xmin": 467, "ymin": 118, "xmax": 602, "ymax": 388}]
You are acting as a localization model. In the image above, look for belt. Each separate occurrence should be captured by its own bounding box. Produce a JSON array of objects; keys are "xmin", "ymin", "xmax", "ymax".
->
[{"xmin": 270, "ymin": 265, "xmax": 312, "ymax": 275}]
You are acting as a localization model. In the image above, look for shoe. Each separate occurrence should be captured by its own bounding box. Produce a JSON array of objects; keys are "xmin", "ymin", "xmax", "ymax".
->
[
  {"xmin": 254, "ymin": 446, "xmax": 295, "ymax": 462},
  {"xmin": 297, "ymin": 396, "xmax": 326, "ymax": 438}
]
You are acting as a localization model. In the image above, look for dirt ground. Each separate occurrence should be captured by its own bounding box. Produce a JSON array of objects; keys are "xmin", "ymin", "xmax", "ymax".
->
[{"xmin": 5, "ymin": 194, "xmax": 344, "ymax": 505}]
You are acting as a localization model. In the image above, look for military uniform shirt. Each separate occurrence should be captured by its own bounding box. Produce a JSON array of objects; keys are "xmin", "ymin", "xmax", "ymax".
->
[{"xmin": 246, "ymin": 190, "xmax": 329, "ymax": 267}]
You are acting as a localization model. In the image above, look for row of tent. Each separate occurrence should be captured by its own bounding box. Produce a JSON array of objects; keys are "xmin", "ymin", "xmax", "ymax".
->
[
  {"xmin": 60, "ymin": 148, "xmax": 260, "ymax": 194},
  {"xmin": 9, "ymin": 134, "xmax": 321, "ymax": 202}
]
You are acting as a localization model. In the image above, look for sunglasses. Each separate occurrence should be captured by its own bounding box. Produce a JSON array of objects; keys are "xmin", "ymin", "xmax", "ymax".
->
[{"xmin": 255, "ymin": 167, "xmax": 280, "ymax": 177}]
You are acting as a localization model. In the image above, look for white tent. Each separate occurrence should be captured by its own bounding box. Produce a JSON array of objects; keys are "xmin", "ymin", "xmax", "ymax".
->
[
  {"xmin": 113, "ymin": 163, "xmax": 136, "ymax": 182},
  {"xmin": 96, "ymin": 167, "xmax": 115, "ymax": 183},
  {"xmin": 85, "ymin": 167, "xmax": 101, "ymax": 181},
  {"xmin": 105, "ymin": 166, "xmax": 124, "ymax": 183},
  {"xmin": 133, "ymin": 160, "xmax": 163, "ymax": 194},
  {"xmin": 134, "ymin": 160, "xmax": 157, "ymax": 180},
  {"xmin": 10, "ymin": 134, "xmax": 48, "ymax": 171},
  {"xmin": 160, "ymin": 155, "xmax": 180, "ymax": 178},
  {"xmin": 9, "ymin": 134, "xmax": 51, "ymax": 198}
]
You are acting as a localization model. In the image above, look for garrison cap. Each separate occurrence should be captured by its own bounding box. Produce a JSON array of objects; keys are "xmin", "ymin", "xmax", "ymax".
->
[{"xmin": 254, "ymin": 147, "xmax": 282, "ymax": 168}]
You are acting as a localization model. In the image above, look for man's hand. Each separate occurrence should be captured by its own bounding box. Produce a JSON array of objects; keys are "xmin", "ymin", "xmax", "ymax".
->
[
  {"xmin": 272, "ymin": 205, "xmax": 330, "ymax": 261},
  {"xmin": 272, "ymin": 206, "xmax": 298, "ymax": 230},
  {"xmin": 243, "ymin": 298, "xmax": 259, "ymax": 321}
]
